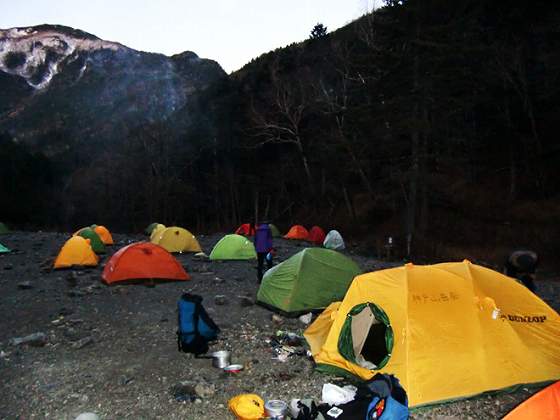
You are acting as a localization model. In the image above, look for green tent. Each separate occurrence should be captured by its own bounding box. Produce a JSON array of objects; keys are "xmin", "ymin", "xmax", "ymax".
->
[
  {"xmin": 269, "ymin": 224, "xmax": 281, "ymax": 238},
  {"xmin": 209, "ymin": 234, "xmax": 257, "ymax": 260},
  {"xmin": 76, "ymin": 227, "xmax": 106, "ymax": 254},
  {"xmin": 0, "ymin": 223, "xmax": 10, "ymax": 234},
  {"xmin": 145, "ymin": 222, "xmax": 159, "ymax": 235},
  {"xmin": 0, "ymin": 243, "xmax": 10, "ymax": 253},
  {"xmin": 257, "ymin": 248, "xmax": 361, "ymax": 315}
]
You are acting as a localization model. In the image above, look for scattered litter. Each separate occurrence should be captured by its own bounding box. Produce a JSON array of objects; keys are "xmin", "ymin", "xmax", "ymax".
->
[
  {"xmin": 327, "ymin": 406, "xmax": 343, "ymax": 418},
  {"xmin": 322, "ymin": 383, "xmax": 357, "ymax": 406},
  {"xmin": 276, "ymin": 330, "xmax": 304, "ymax": 346},
  {"xmin": 299, "ymin": 312, "xmax": 313, "ymax": 324}
]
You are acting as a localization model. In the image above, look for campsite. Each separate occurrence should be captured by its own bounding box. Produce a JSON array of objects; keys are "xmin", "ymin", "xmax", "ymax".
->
[
  {"xmin": 2, "ymin": 2, "xmax": 560, "ymax": 418},
  {"xmin": 1, "ymin": 228, "xmax": 559, "ymax": 419}
]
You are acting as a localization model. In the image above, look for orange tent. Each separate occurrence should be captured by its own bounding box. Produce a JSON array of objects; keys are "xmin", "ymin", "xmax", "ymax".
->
[
  {"xmin": 503, "ymin": 381, "xmax": 560, "ymax": 420},
  {"xmin": 102, "ymin": 242, "xmax": 190, "ymax": 284},
  {"xmin": 235, "ymin": 223, "xmax": 255, "ymax": 236},
  {"xmin": 93, "ymin": 225, "xmax": 114, "ymax": 245},
  {"xmin": 307, "ymin": 226, "xmax": 326, "ymax": 245},
  {"xmin": 54, "ymin": 236, "xmax": 99, "ymax": 269},
  {"xmin": 284, "ymin": 225, "xmax": 309, "ymax": 240}
]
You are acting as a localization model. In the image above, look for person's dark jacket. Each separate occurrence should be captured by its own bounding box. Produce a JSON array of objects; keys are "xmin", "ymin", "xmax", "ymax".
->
[{"xmin": 254, "ymin": 224, "xmax": 272, "ymax": 253}]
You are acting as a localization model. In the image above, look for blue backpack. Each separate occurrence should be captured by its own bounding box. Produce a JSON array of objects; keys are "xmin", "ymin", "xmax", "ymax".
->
[
  {"xmin": 177, "ymin": 293, "xmax": 220, "ymax": 355},
  {"xmin": 365, "ymin": 374, "xmax": 408, "ymax": 420}
]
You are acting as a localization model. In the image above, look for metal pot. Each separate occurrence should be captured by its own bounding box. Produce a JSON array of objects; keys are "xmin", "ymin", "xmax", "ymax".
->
[
  {"xmin": 265, "ymin": 400, "xmax": 288, "ymax": 419},
  {"xmin": 211, "ymin": 350, "xmax": 231, "ymax": 368}
]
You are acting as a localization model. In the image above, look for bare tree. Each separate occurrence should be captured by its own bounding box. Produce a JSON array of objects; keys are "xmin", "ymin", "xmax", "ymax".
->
[{"xmin": 250, "ymin": 59, "xmax": 314, "ymax": 193}]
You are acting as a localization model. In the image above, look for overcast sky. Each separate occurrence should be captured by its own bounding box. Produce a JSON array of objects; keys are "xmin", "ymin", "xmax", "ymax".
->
[{"xmin": 0, "ymin": 0, "xmax": 378, "ymax": 73}]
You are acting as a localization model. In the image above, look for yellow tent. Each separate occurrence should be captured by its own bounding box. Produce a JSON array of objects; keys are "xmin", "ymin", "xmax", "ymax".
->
[
  {"xmin": 304, "ymin": 260, "xmax": 560, "ymax": 407},
  {"xmin": 53, "ymin": 236, "xmax": 99, "ymax": 269},
  {"xmin": 151, "ymin": 226, "xmax": 202, "ymax": 253},
  {"xmin": 149, "ymin": 224, "xmax": 166, "ymax": 242}
]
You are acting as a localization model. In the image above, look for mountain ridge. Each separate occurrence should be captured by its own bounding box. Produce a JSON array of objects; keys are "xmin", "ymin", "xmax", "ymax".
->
[{"xmin": 0, "ymin": 24, "xmax": 226, "ymax": 156}]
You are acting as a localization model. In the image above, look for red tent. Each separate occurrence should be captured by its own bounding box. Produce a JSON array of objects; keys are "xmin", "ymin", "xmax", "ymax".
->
[
  {"xmin": 102, "ymin": 242, "xmax": 190, "ymax": 284},
  {"xmin": 235, "ymin": 223, "xmax": 255, "ymax": 236},
  {"xmin": 503, "ymin": 381, "xmax": 560, "ymax": 420},
  {"xmin": 307, "ymin": 226, "xmax": 326, "ymax": 245},
  {"xmin": 284, "ymin": 225, "xmax": 309, "ymax": 240}
]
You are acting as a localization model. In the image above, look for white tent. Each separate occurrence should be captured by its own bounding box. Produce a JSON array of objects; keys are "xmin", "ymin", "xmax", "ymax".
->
[{"xmin": 323, "ymin": 230, "xmax": 345, "ymax": 250}]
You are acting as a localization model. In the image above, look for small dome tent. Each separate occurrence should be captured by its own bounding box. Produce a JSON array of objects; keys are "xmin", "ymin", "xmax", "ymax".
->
[
  {"xmin": 268, "ymin": 224, "xmax": 281, "ymax": 238},
  {"xmin": 102, "ymin": 242, "xmax": 190, "ymax": 284},
  {"xmin": 304, "ymin": 260, "xmax": 560, "ymax": 407},
  {"xmin": 257, "ymin": 248, "xmax": 361, "ymax": 315},
  {"xmin": 74, "ymin": 227, "xmax": 106, "ymax": 254},
  {"xmin": 0, "ymin": 243, "xmax": 10, "ymax": 253},
  {"xmin": 235, "ymin": 223, "xmax": 255, "ymax": 236},
  {"xmin": 503, "ymin": 380, "xmax": 560, "ymax": 420},
  {"xmin": 150, "ymin": 224, "xmax": 166, "ymax": 242},
  {"xmin": 323, "ymin": 230, "xmax": 345, "ymax": 250},
  {"xmin": 209, "ymin": 234, "xmax": 257, "ymax": 260},
  {"xmin": 92, "ymin": 225, "xmax": 114, "ymax": 245},
  {"xmin": 152, "ymin": 226, "xmax": 202, "ymax": 253},
  {"xmin": 308, "ymin": 226, "xmax": 326, "ymax": 245},
  {"xmin": 54, "ymin": 236, "xmax": 99, "ymax": 269},
  {"xmin": 145, "ymin": 222, "xmax": 160, "ymax": 235},
  {"xmin": 284, "ymin": 225, "xmax": 309, "ymax": 240}
]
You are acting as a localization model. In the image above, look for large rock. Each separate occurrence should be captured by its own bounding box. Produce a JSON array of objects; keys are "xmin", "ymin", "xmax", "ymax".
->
[
  {"xmin": 194, "ymin": 382, "xmax": 215, "ymax": 398},
  {"xmin": 74, "ymin": 413, "xmax": 100, "ymax": 420},
  {"xmin": 72, "ymin": 336, "xmax": 94, "ymax": 349},
  {"xmin": 9, "ymin": 332, "xmax": 48, "ymax": 347}
]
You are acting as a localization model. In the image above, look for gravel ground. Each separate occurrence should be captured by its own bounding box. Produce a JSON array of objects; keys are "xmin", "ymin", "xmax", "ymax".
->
[{"xmin": 0, "ymin": 231, "xmax": 558, "ymax": 419}]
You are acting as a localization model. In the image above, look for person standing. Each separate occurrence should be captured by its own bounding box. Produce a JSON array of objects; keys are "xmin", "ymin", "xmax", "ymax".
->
[
  {"xmin": 504, "ymin": 249, "xmax": 538, "ymax": 293},
  {"xmin": 254, "ymin": 222, "xmax": 273, "ymax": 283}
]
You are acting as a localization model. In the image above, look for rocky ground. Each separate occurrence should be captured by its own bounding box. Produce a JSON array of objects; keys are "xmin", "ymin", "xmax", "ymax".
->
[{"xmin": 0, "ymin": 231, "xmax": 558, "ymax": 419}]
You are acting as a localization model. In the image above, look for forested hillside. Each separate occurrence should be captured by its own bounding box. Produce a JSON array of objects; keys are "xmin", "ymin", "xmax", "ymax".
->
[{"xmin": 2, "ymin": 0, "xmax": 559, "ymax": 264}]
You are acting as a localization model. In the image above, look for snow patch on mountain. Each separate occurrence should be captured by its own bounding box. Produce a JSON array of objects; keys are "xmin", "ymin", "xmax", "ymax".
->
[{"xmin": 0, "ymin": 26, "xmax": 123, "ymax": 89}]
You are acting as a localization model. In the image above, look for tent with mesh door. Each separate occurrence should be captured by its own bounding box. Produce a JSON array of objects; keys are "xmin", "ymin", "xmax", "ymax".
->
[{"xmin": 304, "ymin": 260, "xmax": 560, "ymax": 407}]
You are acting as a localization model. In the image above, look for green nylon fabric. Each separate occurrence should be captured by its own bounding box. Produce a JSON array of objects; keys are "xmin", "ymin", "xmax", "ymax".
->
[
  {"xmin": 209, "ymin": 234, "xmax": 257, "ymax": 260},
  {"xmin": 269, "ymin": 224, "xmax": 281, "ymax": 238},
  {"xmin": 145, "ymin": 222, "xmax": 159, "ymax": 235},
  {"xmin": 0, "ymin": 223, "xmax": 9, "ymax": 234},
  {"xmin": 256, "ymin": 248, "xmax": 361, "ymax": 314},
  {"xmin": 0, "ymin": 243, "xmax": 10, "ymax": 253},
  {"xmin": 315, "ymin": 363, "xmax": 364, "ymax": 380},
  {"xmin": 338, "ymin": 302, "xmax": 394, "ymax": 369},
  {"xmin": 77, "ymin": 228, "xmax": 106, "ymax": 254}
]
